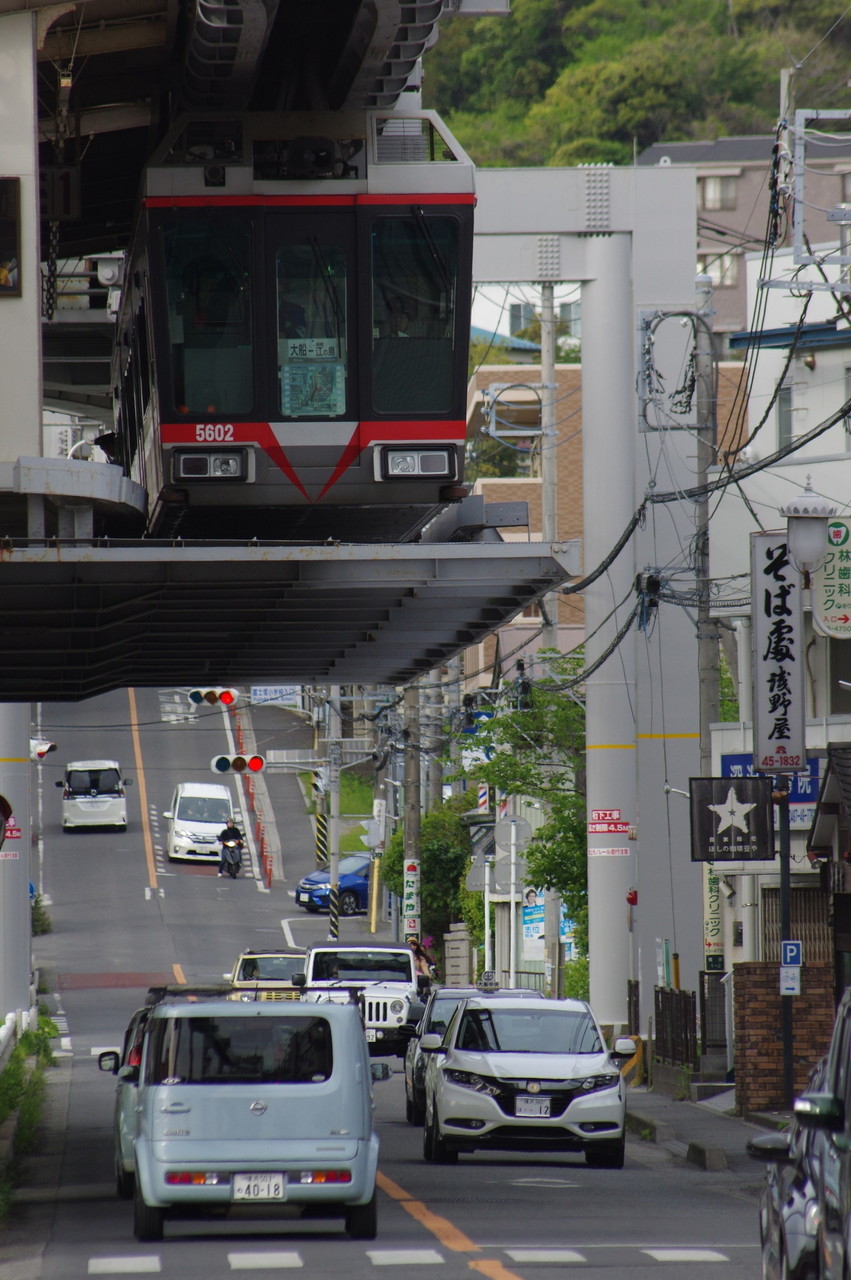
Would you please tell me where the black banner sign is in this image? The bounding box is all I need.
[689,776,775,863]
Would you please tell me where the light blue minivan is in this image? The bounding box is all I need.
[99,990,387,1242]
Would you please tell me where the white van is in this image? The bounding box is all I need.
[99,991,388,1242]
[57,759,131,830]
[163,781,235,862]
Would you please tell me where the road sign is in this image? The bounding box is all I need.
[780,966,801,995]
[494,816,532,853]
[781,940,803,967]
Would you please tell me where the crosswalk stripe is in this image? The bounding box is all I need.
[504,1250,586,1263]
[366,1249,445,1265]
[87,1259,161,1274]
[642,1250,729,1262]
[227,1251,303,1269]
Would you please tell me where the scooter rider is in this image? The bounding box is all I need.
[217,817,244,877]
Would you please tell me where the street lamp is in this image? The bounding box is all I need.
[781,476,837,586]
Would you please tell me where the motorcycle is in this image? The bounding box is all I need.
[219,838,243,879]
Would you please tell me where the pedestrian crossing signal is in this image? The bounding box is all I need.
[211,754,265,774]
[189,688,239,706]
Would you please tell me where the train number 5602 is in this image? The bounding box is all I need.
[195,423,234,442]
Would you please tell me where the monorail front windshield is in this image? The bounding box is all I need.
[156,207,465,423]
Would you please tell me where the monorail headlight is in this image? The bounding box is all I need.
[174,450,246,480]
[382,448,455,480]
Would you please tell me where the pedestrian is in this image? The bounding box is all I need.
[408,936,436,978]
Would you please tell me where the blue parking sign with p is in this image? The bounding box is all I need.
[781,940,802,967]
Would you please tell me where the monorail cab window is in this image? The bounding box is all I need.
[276,242,348,418]
[160,214,253,416]
[370,214,460,415]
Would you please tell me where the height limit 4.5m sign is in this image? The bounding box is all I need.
[751,531,805,773]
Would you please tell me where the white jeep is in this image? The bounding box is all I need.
[296,943,429,1056]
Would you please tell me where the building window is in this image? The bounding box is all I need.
[777,384,793,449]
[700,176,737,211]
[560,300,581,338]
[510,302,536,336]
[697,253,739,288]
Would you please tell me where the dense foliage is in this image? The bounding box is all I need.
[454,653,589,951]
[378,793,473,961]
[424,0,851,167]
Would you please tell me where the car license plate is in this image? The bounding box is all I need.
[515,1096,550,1117]
[297,892,308,903]
[364,1028,376,1042]
[232,1172,286,1201]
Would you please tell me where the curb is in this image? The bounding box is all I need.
[625,1107,728,1171]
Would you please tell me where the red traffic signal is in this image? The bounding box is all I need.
[189,687,239,706]
[211,754,265,774]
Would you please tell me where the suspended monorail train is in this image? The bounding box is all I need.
[110,110,475,541]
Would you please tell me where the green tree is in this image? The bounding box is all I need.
[378,793,473,961]
[454,653,588,950]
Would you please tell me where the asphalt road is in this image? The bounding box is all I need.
[18,688,766,1279]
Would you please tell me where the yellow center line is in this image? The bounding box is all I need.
[375,1171,526,1280]
[127,687,157,890]
[172,963,187,985]
[376,1172,479,1251]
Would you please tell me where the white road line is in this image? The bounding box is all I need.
[280,918,299,948]
[87,1259,161,1274]
[505,1250,586,1263]
[643,1249,729,1263]
[90,1046,119,1056]
[366,1250,444,1265]
[227,1251,303,1269]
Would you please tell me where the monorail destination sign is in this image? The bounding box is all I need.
[751,531,805,774]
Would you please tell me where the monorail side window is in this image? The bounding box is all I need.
[276,243,347,418]
[370,215,459,415]
[161,215,253,415]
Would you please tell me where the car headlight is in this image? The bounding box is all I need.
[444,1069,501,1097]
[390,1000,405,1015]
[314,884,330,895]
[805,1199,821,1237]
[572,1073,621,1093]
[174,828,193,841]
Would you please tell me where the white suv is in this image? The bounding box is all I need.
[421,995,635,1168]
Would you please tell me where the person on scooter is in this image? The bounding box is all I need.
[217,818,244,877]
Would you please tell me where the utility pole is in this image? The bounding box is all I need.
[539,280,559,651]
[403,684,421,939]
[695,276,719,993]
[327,689,342,940]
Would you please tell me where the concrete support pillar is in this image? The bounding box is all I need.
[0,704,33,1015]
[583,234,637,1025]
[0,12,42,461]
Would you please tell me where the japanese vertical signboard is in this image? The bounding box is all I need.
[812,519,851,638]
[403,858,420,937]
[751,532,805,773]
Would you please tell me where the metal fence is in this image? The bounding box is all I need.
[653,986,698,1068]
[698,970,727,1054]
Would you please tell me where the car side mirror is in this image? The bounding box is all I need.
[371,1062,391,1082]
[611,1036,637,1058]
[162,810,173,820]
[419,1033,445,1054]
[55,780,64,788]
[794,1091,845,1132]
[746,1132,795,1165]
[292,972,306,988]
[98,1050,120,1075]
[123,778,133,786]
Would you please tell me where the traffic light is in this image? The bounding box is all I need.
[189,687,239,706]
[210,753,265,774]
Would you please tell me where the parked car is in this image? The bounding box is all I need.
[748,1057,827,1280]
[794,988,851,1279]
[421,993,634,1167]
[295,854,371,915]
[57,759,131,830]
[99,987,389,1242]
[404,984,545,1125]
[226,948,306,1000]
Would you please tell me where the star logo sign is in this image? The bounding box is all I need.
[708,787,756,835]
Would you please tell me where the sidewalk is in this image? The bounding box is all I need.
[626,1084,789,1173]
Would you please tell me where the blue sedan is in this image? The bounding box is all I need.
[295,854,371,915]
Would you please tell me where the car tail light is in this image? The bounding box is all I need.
[298,1169,352,1184]
[165,1171,223,1185]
